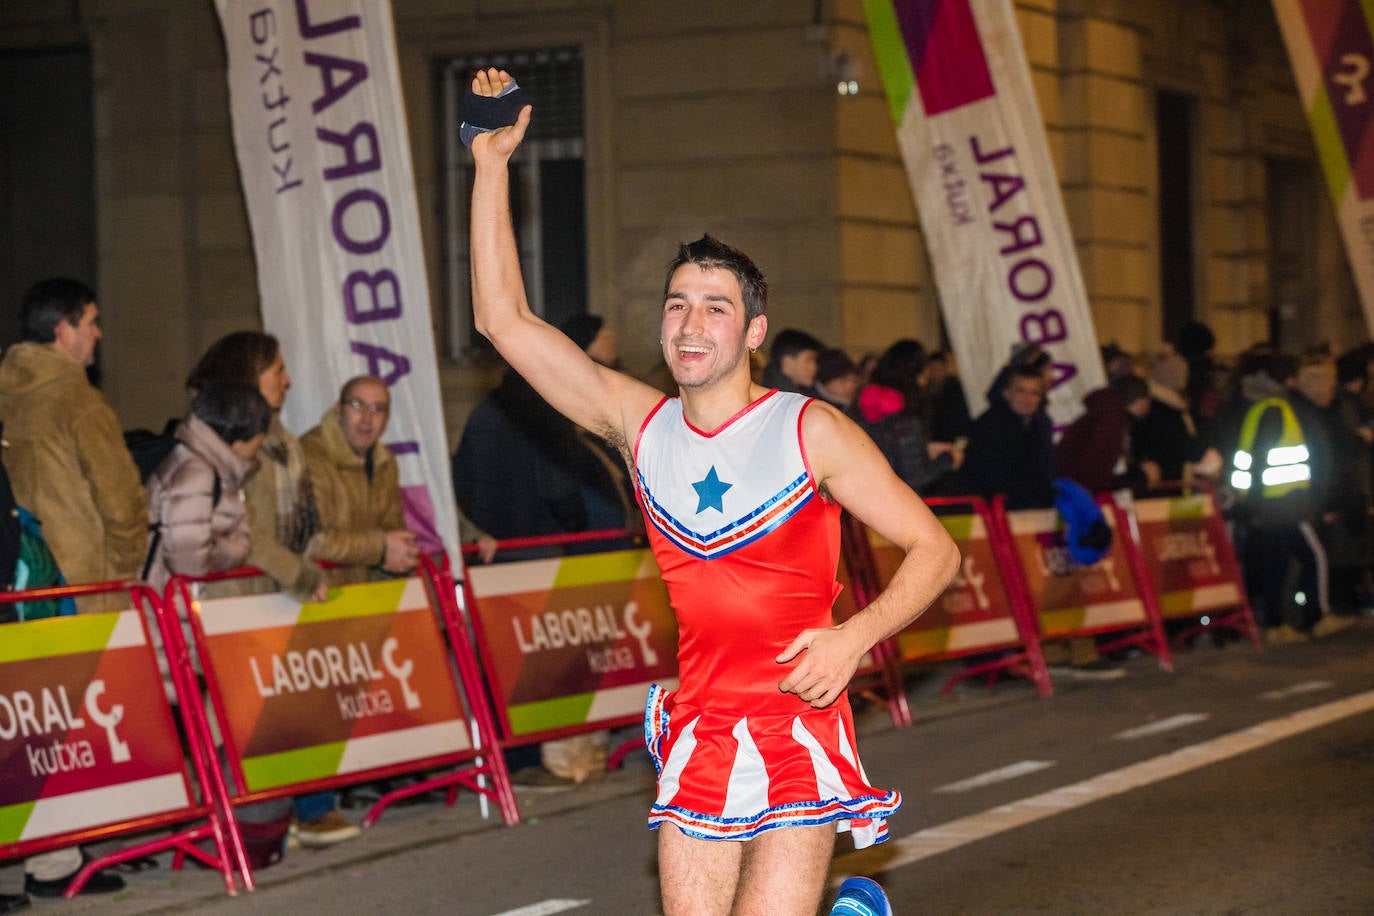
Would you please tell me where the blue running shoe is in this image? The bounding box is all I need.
[830,876,893,916]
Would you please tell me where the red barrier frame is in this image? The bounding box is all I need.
[993,494,1175,673]
[165,554,518,882]
[0,580,243,897]
[837,512,913,726]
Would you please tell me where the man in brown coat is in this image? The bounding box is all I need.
[0,278,145,608]
[0,278,140,898]
[304,375,495,576]
[302,376,429,576]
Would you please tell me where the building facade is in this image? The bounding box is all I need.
[0,0,1358,438]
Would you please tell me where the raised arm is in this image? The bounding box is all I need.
[777,401,961,708]
[468,69,659,443]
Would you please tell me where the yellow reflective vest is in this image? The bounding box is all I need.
[1230,397,1311,517]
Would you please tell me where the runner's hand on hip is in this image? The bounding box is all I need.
[776,626,863,709]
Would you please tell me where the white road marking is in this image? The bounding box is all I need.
[831,690,1374,885]
[1261,680,1333,701]
[490,900,590,916]
[1112,712,1209,740]
[933,760,1056,794]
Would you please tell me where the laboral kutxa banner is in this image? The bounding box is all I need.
[215,0,461,559]
[1273,0,1374,336]
[467,549,679,739]
[0,613,191,847]
[863,0,1104,425]
[193,579,472,793]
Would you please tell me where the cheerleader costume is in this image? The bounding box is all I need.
[634,389,899,848]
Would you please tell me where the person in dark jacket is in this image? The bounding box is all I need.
[1175,320,1222,445]
[854,339,960,495]
[813,348,860,411]
[1287,352,1353,636]
[923,350,972,443]
[1331,348,1374,613]
[1054,373,1157,495]
[760,328,822,396]
[959,364,1055,509]
[1134,351,1220,485]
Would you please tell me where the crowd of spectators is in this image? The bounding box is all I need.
[748,321,1374,654]
[0,280,485,900]
[3,276,1371,902]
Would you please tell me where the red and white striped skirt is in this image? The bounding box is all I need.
[643,684,900,848]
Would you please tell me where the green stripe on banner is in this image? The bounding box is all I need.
[507,693,596,735]
[241,742,348,791]
[552,550,646,589]
[1159,590,1197,617]
[1308,87,1351,203]
[1363,0,1374,46]
[0,613,120,664]
[1166,496,1207,520]
[298,579,406,624]
[1039,608,1087,636]
[863,0,915,124]
[939,514,975,540]
[0,802,34,844]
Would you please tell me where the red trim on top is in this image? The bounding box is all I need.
[682,388,780,438]
[634,396,671,466]
[797,397,823,497]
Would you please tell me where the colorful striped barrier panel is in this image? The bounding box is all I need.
[166,555,517,889]
[995,496,1174,671]
[0,581,242,897]
[463,543,679,747]
[1126,492,1261,648]
[841,497,1052,725]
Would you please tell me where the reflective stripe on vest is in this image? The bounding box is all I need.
[1230,397,1310,498]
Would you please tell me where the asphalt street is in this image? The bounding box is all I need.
[7,619,1373,914]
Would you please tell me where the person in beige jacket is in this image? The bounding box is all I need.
[0,278,145,611]
[302,375,416,575]
[0,278,141,898]
[303,376,497,577]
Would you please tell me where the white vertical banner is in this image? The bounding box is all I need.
[215,0,460,562]
[1272,0,1374,337]
[864,0,1104,425]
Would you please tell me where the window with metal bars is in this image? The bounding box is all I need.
[439,47,587,361]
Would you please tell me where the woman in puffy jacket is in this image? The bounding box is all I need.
[144,381,271,592]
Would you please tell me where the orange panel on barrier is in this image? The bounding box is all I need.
[191,577,474,796]
[866,512,1023,659]
[1131,495,1243,618]
[466,548,679,743]
[1003,506,1148,638]
[0,611,193,850]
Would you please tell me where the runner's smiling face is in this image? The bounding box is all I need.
[661,265,766,390]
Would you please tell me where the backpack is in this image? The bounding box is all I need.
[0,431,21,623]
[125,419,181,483]
[1053,478,1113,567]
[13,507,77,621]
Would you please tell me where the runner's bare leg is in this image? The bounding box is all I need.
[659,823,742,916]
[734,823,835,915]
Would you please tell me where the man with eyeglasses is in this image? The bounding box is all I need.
[302,375,420,576]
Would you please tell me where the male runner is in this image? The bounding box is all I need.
[467,68,959,916]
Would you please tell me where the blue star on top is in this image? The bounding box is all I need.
[691,465,733,514]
